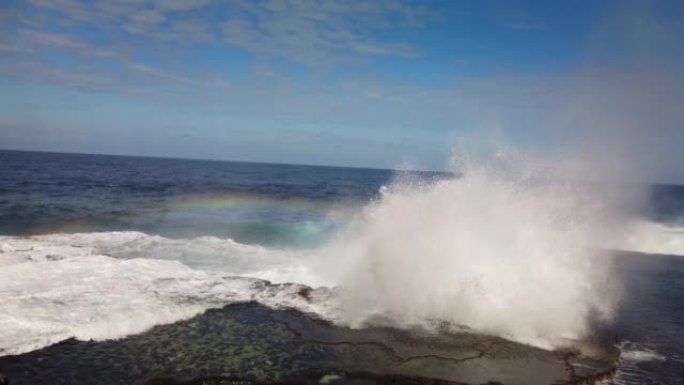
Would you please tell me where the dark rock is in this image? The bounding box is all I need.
[0,370,9,385]
[296,287,312,301]
[0,302,618,385]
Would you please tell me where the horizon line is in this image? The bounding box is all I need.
[0,147,444,174]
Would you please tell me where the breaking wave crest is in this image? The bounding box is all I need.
[322,161,641,350]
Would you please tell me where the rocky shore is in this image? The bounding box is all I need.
[0,302,618,385]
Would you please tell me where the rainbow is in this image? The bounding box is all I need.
[39,192,360,235]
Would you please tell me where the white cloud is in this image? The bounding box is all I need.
[126,62,189,83]
[18,29,89,50]
[21,0,429,65]
[5,29,196,87]
[126,9,166,33]
[218,0,426,64]
[152,0,213,12]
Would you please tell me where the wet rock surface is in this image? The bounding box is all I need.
[0,302,617,385]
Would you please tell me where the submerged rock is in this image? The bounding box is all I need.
[0,371,8,385]
[0,302,617,385]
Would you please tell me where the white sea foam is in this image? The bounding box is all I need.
[620,348,666,362]
[0,231,329,286]
[316,160,644,350]
[1,207,681,356]
[620,220,684,256]
[609,342,668,385]
[0,234,334,356]
[617,341,666,363]
[314,150,684,350]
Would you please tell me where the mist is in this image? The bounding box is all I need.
[311,1,684,349]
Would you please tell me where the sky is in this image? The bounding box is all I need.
[0,0,683,181]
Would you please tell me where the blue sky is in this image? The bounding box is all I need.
[1,0,683,180]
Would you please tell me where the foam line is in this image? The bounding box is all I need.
[0,234,333,356]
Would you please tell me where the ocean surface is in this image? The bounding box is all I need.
[1,149,683,384]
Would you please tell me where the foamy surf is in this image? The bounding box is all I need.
[620,220,684,256]
[2,208,683,357]
[610,342,669,385]
[0,234,335,356]
[0,231,330,286]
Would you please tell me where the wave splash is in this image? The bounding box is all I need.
[2,181,683,355]
[325,160,634,349]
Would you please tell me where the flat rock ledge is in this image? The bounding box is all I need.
[0,302,618,385]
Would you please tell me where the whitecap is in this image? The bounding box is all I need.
[0,233,335,356]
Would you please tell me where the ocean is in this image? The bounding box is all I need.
[0,149,683,384]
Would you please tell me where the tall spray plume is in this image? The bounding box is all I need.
[322,153,629,350]
[314,1,684,349]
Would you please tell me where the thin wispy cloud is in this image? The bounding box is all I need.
[20,0,429,64]
[1,1,683,179]
[1,0,435,98]
[219,0,428,64]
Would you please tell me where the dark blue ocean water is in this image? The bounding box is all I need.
[0,150,405,245]
[1,149,683,384]
[2,150,683,240]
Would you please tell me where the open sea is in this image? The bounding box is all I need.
[0,149,683,384]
